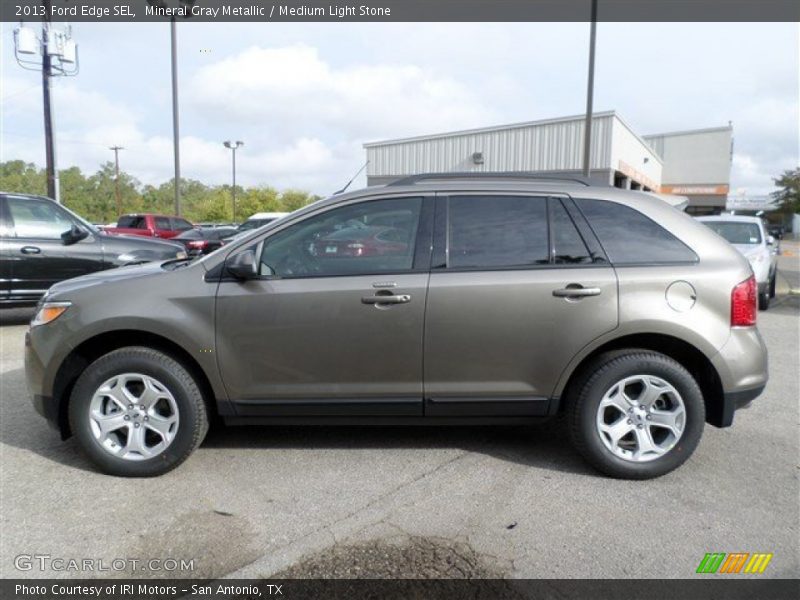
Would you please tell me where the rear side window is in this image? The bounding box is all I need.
[155,217,171,230]
[448,196,549,268]
[118,215,146,229]
[576,198,697,264]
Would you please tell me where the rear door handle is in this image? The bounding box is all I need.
[552,286,601,298]
[20,246,41,255]
[362,294,411,305]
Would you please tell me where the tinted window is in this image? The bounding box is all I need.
[702,221,762,245]
[260,197,422,278]
[551,200,593,264]
[7,197,75,239]
[172,218,194,232]
[118,215,146,229]
[448,196,548,268]
[576,198,697,264]
[155,217,171,230]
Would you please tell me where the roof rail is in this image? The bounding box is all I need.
[387,172,594,187]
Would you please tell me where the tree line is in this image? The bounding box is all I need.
[0,160,321,225]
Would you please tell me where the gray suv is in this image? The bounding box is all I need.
[24,174,768,479]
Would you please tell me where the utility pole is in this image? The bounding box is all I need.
[13,3,79,204]
[582,0,598,178]
[170,17,182,216]
[41,1,59,202]
[110,146,124,217]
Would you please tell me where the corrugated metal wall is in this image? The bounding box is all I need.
[366,114,615,177]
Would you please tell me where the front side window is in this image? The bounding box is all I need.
[155,217,171,230]
[7,197,75,239]
[118,215,146,229]
[702,221,762,245]
[448,195,549,269]
[259,197,422,278]
[576,198,697,264]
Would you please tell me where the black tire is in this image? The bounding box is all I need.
[566,349,705,480]
[769,273,777,299]
[758,288,770,311]
[68,346,209,477]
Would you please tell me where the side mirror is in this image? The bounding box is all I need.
[767,235,775,246]
[61,224,89,246]
[226,249,257,280]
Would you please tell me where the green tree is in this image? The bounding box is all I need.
[0,160,46,195]
[279,189,319,212]
[772,168,800,213]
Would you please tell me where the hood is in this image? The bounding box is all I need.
[46,259,195,298]
[97,231,183,251]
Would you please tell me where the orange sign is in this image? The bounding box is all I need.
[660,185,729,196]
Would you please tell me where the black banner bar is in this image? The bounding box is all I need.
[1,0,799,23]
[3,579,800,600]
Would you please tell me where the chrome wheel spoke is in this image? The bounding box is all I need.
[649,407,684,435]
[633,426,665,459]
[93,412,128,436]
[123,423,151,458]
[146,414,177,443]
[599,385,632,413]
[638,377,669,408]
[139,377,167,409]
[601,417,633,443]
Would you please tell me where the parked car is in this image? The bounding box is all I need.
[697,215,778,310]
[309,225,410,258]
[0,193,187,307]
[103,213,195,239]
[25,174,767,479]
[173,227,237,256]
[235,212,289,233]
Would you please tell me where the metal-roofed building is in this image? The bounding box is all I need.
[364,111,732,214]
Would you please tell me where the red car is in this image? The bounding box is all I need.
[310,226,409,258]
[103,214,195,239]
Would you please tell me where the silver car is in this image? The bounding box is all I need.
[25,173,768,479]
[697,215,778,310]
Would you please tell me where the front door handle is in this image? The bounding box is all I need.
[20,246,41,255]
[361,294,411,305]
[553,285,601,298]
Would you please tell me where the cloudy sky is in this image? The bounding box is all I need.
[1,22,797,196]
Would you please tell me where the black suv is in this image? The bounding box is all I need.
[0,193,187,307]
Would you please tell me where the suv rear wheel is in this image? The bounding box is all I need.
[567,350,705,479]
[68,347,209,477]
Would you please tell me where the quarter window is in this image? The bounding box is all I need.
[7,197,75,239]
[550,199,594,264]
[259,197,422,278]
[576,198,697,264]
[172,218,194,232]
[448,195,549,269]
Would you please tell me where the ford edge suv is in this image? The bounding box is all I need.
[24,174,768,478]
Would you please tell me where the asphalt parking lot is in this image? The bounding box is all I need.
[1,247,798,580]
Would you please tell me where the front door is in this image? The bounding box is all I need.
[423,193,618,416]
[215,195,433,417]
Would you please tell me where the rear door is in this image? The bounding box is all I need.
[153,216,172,238]
[423,193,618,416]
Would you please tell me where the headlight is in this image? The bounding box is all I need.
[31,302,72,327]
[176,250,188,259]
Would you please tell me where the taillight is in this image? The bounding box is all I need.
[187,240,208,249]
[731,275,757,327]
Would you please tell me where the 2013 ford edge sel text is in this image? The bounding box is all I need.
[24,174,768,479]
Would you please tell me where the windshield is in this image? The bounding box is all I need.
[703,221,762,245]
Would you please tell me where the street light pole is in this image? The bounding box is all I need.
[110,146,124,217]
[223,141,244,222]
[170,17,182,216]
[582,0,598,179]
[41,6,59,202]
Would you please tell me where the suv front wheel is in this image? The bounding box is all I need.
[68,347,209,477]
[567,350,705,479]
